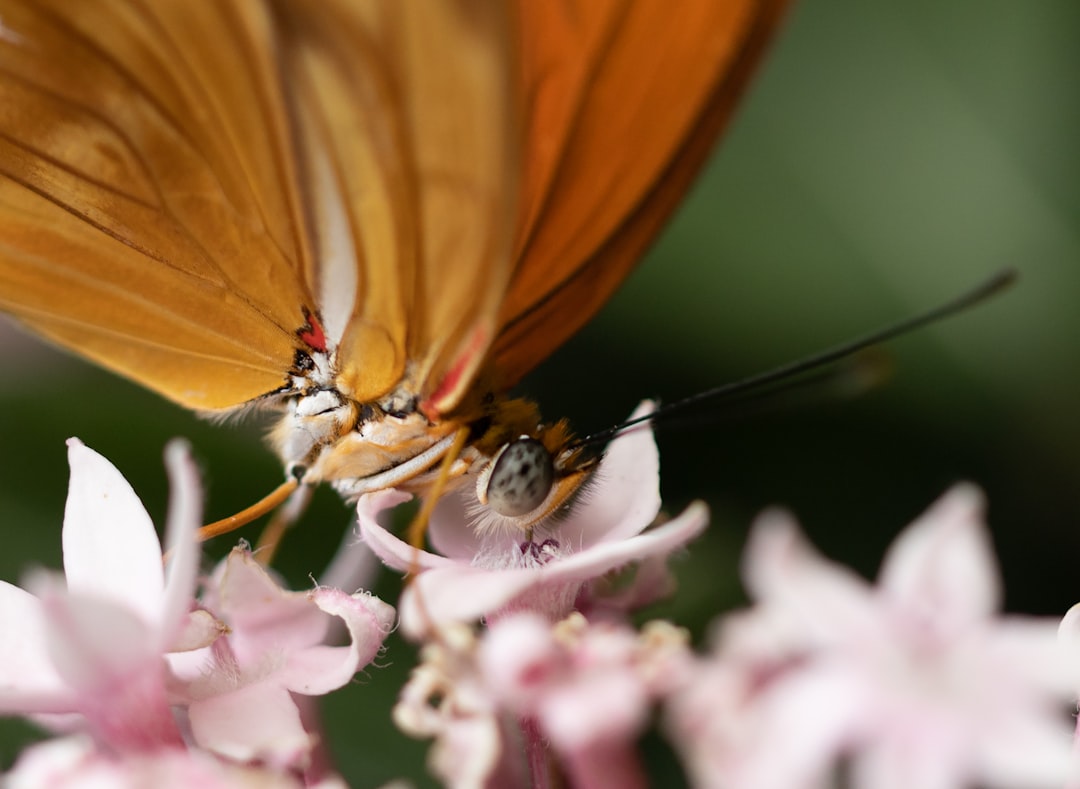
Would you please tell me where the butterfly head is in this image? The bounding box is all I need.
[468,411,598,534]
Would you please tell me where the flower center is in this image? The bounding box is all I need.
[518,538,561,566]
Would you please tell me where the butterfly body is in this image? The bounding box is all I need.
[245,296,587,533]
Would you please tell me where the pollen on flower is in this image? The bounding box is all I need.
[640,620,691,651]
[552,611,589,646]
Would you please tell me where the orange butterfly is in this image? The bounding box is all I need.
[0,0,788,539]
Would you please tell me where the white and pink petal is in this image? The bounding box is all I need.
[158,440,206,651]
[0,581,65,705]
[188,681,311,769]
[397,503,707,636]
[61,439,164,626]
[877,484,1000,630]
[556,403,661,547]
[277,587,394,695]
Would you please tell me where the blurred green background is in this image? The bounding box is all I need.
[1,0,1078,785]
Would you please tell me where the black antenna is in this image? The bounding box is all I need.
[569,268,1017,450]
[643,348,893,432]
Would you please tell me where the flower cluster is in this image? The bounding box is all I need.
[2,407,1080,788]
[667,486,1080,789]
[393,612,692,789]
[0,439,393,787]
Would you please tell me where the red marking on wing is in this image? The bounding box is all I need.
[298,309,327,352]
[420,323,491,421]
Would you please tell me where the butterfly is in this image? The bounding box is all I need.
[0,0,788,538]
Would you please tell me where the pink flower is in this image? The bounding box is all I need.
[0,439,393,786]
[393,624,509,789]
[4,734,333,789]
[1052,593,1080,788]
[480,612,692,789]
[667,485,1079,789]
[172,548,396,772]
[0,438,215,750]
[360,403,708,636]
[394,613,692,789]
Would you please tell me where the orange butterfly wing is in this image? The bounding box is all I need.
[0,0,519,413]
[274,0,520,406]
[490,0,791,388]
[0,0,322,410]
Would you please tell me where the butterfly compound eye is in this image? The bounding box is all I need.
[485,437,555,517]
